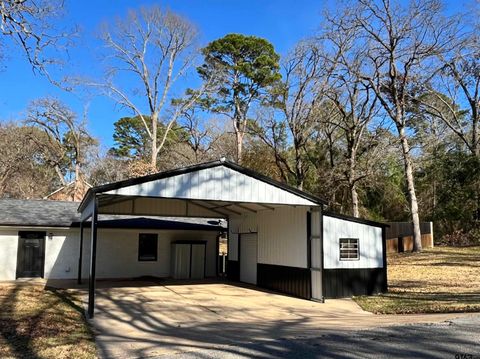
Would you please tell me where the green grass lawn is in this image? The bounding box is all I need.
[0,285,96,359]
[354,246,480,314]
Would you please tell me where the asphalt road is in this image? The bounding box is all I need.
[164,314,480,359]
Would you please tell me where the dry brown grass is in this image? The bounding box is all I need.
[354,246,480,314]
[0,284,96,359]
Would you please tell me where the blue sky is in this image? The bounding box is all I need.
[0,0,325,149]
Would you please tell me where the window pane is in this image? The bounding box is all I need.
[339,238,359,260]
[138,233,158,261]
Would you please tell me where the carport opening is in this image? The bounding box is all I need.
[77,215,228,285]
[77,160,325,318]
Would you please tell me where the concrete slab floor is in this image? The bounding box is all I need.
[64,281,476,359]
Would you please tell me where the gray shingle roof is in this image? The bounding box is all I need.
[0,199,226,231]
[0,199,80,227]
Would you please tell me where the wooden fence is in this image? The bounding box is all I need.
[385,222,434,253]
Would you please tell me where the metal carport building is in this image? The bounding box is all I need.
[78,159,387,318]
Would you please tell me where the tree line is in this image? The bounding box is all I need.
[1,0,480,249]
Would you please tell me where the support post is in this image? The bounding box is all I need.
[87,196,98,319]
[77,221,84,285]
[382,226,388,293]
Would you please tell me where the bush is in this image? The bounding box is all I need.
[440,228,480,246]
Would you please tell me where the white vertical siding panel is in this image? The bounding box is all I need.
[182,173,190,198]
[229,170,236,201]
[105,166,317,206]
[211,166,220,200]
[0,231,19,280]
[323,216,383,269]
[257,207,308,268]
[191,171,199,198]
[228,215,240,261]
[220,167,227,198]
[239,172,246,202]
[246,175,254,202]
[229,233,238,260]
[228,213,258,261]
[253,176,260,202]
[211,167,218,199]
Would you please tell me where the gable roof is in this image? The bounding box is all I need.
[45,179,92,202]
[0,198,225,231]
[324,211,389,228]
[79,159,326,212]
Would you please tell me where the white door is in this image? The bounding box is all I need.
[173,244,190,279]
[191,244,206,279]
[240,233,257,285]
[310,210,323,300]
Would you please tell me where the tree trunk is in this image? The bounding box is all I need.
[235,129,243,164]
[73,162,81,201]
[351,182,359,218]
[295,152,304,190]
[398,124,422,251]
[471,114,480,220]
[348,145,359,217]
[151,113,158,170]
[54,165,67,186]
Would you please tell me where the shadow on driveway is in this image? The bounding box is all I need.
[62,281,480,358]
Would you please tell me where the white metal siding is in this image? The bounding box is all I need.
[257,207,308,268]
[0,231,19,280]
[228,233,238,261]
[105,166,317,206]
[228,213,258,261]
[323,216,383,269]
[228,206,308,268]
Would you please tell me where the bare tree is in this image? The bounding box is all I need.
[325,0,457,250]
[26,97,96,193]
[320,31,380,217]
[178,108,222,164]
[88,6,202,170]
[326,78,379,217]
[254,40,338,190]
[0,0,72,81]
[421,30,480,157]
[418,23,480,220]
[0,122,57,198]
[86,153,130,186]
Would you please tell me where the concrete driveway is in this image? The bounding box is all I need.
[83,280,475,358]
